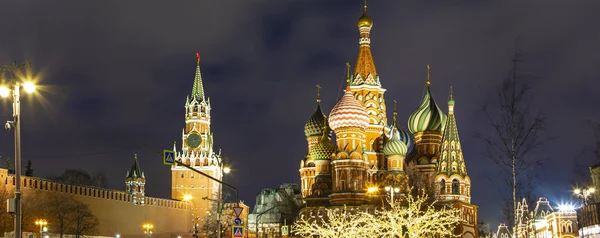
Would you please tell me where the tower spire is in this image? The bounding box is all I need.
[353,1,378,86]
[393,99,398,127]
[345,62,351,90]
[316,84,321,104]
[448,85,455,114]
[426,64,431,87]
[191,52,205,100]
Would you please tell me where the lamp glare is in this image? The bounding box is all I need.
[23,82,36,93]
[0,86,9,98]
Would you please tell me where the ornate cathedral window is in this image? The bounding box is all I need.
[440,179,446,194]
[452,179,459,194]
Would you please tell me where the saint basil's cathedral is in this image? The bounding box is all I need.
[298,3,478,237]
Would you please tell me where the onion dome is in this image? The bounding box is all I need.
[304,86,330,137]
[408,65,447,134]
[329,83,369,131]
[384,102,409,156]
[309,134,336,160]
[383,128,408,157]
[357,2,373,28]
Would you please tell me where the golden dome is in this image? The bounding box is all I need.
[357,2,372,28]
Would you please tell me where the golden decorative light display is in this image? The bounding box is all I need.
[293,192,461,238]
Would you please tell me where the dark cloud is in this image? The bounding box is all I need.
[1,0,599,229]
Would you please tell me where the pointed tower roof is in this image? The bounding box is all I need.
[408,65,447,134]
[126,154,144,179]
[352,0,380,86]
[304,84,330,137]
[436,87,468,177]
[191,52,205,101]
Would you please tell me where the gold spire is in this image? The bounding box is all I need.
[448,85,455,113]
[426,64,431,87]
[357,0,372,28]
[316,84,321,103]
[354,0,378,86]
[393,99,398,125]
[346,62,351,89]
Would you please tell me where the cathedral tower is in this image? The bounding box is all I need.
[433,87,478,237]
[300,86,330,198]
[171,53,224,216]
[349,2,389,175]
[328,64,371,206]
[304,124,335,206]
[125,154,146,205]
[434,87,471,203]
[407,65,447,185]
[382,101,410,191]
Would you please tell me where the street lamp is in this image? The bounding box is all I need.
[143,223,154,238]
[385,186,401,204]
[367,187,385,207]
[211,153,230,238]
[574,187,596,205]
[34,219,47,238]
[183,194,201,238]
[1,62,36,238]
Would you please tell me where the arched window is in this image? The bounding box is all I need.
[452,179,459,194]
[440,179,446,194]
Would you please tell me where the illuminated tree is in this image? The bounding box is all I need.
[377,193,461,237]
[292,206,375,238]
[292,192,461,238]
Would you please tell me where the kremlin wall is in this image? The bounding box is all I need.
[1,168,193,238]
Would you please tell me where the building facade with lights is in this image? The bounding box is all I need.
[574,164,600,238]
[514,197,578,238]
[298,2,478,237]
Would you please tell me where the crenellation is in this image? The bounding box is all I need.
[1,170,186,209]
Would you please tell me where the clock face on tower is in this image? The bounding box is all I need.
[187,133,201,148]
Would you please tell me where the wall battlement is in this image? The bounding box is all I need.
[1,168,188,210]
[1,168,192,238]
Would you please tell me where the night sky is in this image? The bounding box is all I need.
[1,0,600,229]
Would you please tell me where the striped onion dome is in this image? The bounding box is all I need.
[388,124,411,147]
[309,134,336,160]
[304,101,329,137]
[408,81,447,134]
[383,127,408,156]
[328,86,370,131]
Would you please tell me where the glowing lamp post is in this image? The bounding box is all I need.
[1,62,36,238]
[574,187,596,205]
[385,186,401,204]
[143,223,154,238]
[34,219,47,238]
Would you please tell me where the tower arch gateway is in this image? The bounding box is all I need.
[171,53,225,224]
